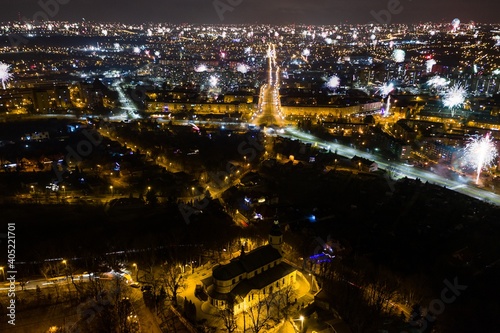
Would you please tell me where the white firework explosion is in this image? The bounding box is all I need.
[427,76,449,89]
[236,63,249,74]
[326,75,340,89]
[0,62,13,89]
[376,82,395,98]
[209,75,218,88]
[195,64,208,73]
[392,49,405,63]
[443,83,467,109]
[463,133,498,184]
[425,59,437,73]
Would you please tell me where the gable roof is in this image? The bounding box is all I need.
[212,245,282,281]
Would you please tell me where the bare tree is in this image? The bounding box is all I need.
[40,261,57,280]
[86,272,106,300]
[273,285,296,320]
[217,302,238,333]
[139,264,163,314]
[40,261,61,301]
[74,276,130,333]
[246,292,274,333]
[160,261,186,307]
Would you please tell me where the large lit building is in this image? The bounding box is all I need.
[201,221,296,314]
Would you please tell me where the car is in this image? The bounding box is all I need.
[129,282,140,288]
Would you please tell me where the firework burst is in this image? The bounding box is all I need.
[376,82,394,98]
[326,75,340,90]
[443,83,466,109]
[425,59,437,73]
[392,49,405,63]
[209,75,218,88]
[427,76,449,89]
[463,133,498,184]
[236,63,249,74]
[0,62,13,89]
[195,64,208,73]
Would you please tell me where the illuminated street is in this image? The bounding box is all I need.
[281,127,500,206]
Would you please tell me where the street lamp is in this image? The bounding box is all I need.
[109,185,113,196]
[132,263,138,280]
[299,315,304,332]
[62,259,68,277]
[0,267,4,281]
[62,185,66,196]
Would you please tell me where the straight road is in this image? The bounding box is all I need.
[281,127,500,206]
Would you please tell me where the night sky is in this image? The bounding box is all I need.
[0,0,498,25]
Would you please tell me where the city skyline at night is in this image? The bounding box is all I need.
[0,2,500,333]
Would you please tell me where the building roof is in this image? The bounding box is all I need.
[231,262,296,300]
[207,261,296,301]
[212,245,282,281]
